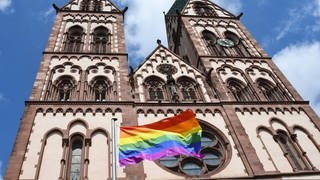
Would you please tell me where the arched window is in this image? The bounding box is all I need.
[80,0,90,11]
[92,27,110,53]
[257,78,288,101]
[69,137,83,180]
[194,1,216,16]
[93,0,102,12]
[227,78,254,102]
[224,31,250,57]
[275,131,307,171]
[202,30,225,56]
[80,0,102,12]
[56,76,75,101]
[89,76,111,101]
[144,76,166,101]
[177,77,199,101]
[64,26,84,52]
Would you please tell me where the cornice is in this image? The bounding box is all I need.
[25,100,310,107]
[43,51,128,57]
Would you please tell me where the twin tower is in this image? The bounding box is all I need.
[5,0,320,179]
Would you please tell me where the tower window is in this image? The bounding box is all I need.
[90,76,111,101]
[56,77,75,101]
[92,27,110,53]
[194,1,217,16]
[80,0,102,12]
[80,0,90,11]
[257,78,289,101]
[69,138,83,180]
[93,0,102,12]
[202,30,226,56]
[224,31,250,57]
[64,26,84,52]
[227,78,254,102]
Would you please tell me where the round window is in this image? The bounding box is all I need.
[157,121,231,177]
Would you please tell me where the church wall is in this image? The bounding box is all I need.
[236,107,320,173]
[18,107,125,179]
[137,109,248,179]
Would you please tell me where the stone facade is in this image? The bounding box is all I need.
[5,0,320,179]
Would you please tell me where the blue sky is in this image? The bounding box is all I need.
[0,0,319,177]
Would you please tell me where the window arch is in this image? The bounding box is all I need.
[80,0,90,11]
[64,26,84,52]
[257,78,288,101]
[193,1,217,16]
[226,78,254,102]
[69,136,84,180]
[80,0,102,12]
[90,76,112,101]
[275,130,308,171]
[93,0,102,12]
[144,76,166,101]
[202,30,225,56]
[55,76,76,101]
[92,26,110,53]
[177,77,199,101]
[224,31,250,57]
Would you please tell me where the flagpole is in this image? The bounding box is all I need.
[111,118,118,180]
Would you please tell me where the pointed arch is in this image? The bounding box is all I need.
[226,78,254,102]
[176,76,200,101]
[144,76,167,101]
[256,78,288,101]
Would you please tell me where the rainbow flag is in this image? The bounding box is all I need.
[119,110,202,166]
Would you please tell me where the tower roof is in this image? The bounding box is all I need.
[167,0,188,15]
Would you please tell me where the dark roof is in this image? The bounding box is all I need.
[166,0,188,15]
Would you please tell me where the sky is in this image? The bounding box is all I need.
[0,0,320,177]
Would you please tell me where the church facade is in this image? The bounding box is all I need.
[5,0,320,179]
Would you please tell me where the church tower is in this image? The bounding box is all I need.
[5,0,320,179]
[5,0,134,179]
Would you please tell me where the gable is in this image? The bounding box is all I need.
[61,0,121,13]
[133,45,205,83]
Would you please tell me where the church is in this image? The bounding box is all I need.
[5,0,320,179]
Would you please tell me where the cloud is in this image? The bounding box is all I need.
[39,7,55,23]
[0,0,13,13]
[275,0,320,40]
[114,0,242,66]
[273,41,320,115]
[0,93,6,102]
[214,0,242,15]
[0,160,3,180]
[313,0,320,16]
